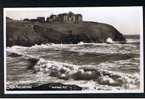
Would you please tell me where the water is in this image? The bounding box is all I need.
[6,37,140,91]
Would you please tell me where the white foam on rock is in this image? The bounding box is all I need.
[106,37,114,43]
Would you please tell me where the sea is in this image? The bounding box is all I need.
[6,35,141,92]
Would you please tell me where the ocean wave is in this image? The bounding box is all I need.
[127,39,140,44]
[6,41,139,56]
[33,58,140,90]
[6,41,140,90]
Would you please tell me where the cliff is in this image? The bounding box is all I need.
[6,17,126,46]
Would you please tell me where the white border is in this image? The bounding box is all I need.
[139,6,144,93]
[4,7,144,94]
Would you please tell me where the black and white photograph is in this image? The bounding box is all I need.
[4,7,144,94]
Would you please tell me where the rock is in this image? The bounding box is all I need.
[32,83,82,90]
[7,52,22,57]
[97,73,124,86]
[27,58,39,70]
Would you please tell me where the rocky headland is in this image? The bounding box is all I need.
[6,12,126,46]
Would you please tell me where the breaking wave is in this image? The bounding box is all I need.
[32,57,139,90]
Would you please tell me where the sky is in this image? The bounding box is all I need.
[5,7,143,35]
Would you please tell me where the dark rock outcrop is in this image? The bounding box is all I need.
[7,83,82,90]
[27,58,39,70]
[7,52,22,57]
[6,18,126,46]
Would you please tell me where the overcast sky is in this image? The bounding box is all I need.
[5,7,143,35]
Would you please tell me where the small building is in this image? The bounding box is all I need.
[46,12,83,23]
[37,17,45,23]
[76,14,82,23]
